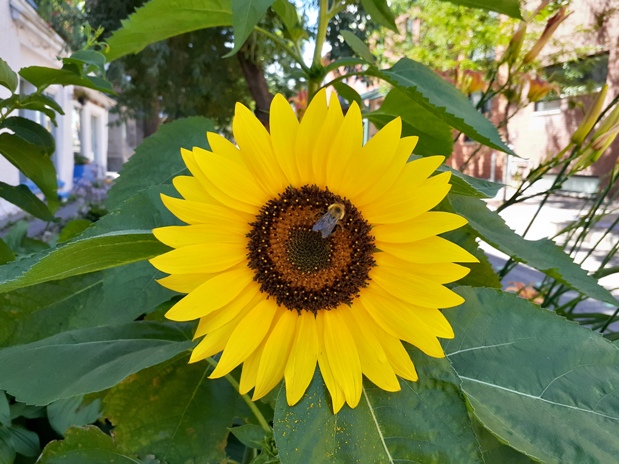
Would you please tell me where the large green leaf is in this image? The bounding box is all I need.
[228,0,275,56]
[472,419,537,464]
[0,427,15,464]
[0,261,172,348]
[107,117,214,209]
[375,58,514,154]
[0,322,194,405]
[103,355,238,463]
[367,88,454,157]
[0,132,59,213]
[0,181,55,221]
[451,195,618,306]
[0,58,17,92]
[341,30,375,62]
[47,396,102,436]
[445,287,619,463]
[440,168,502,198]
[0,187,176,294]
[274,354,482,463]
[39,426,140,464]
[105,0,233,61]
[437,0,522,19]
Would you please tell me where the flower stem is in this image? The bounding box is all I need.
[205,358,271,432]
[308,0,329,100]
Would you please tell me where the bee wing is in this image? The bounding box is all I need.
[312,212,338,238]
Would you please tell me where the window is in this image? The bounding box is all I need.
[534,99,561,113]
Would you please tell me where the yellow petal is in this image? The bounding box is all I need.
[156,272,215,293]
[345,305,400,392]
[207,132,243,159]
[180,148,213,192]
[312,93,344,188]
[366,311,419,382]
[194,286,261,338]
[372,212,468,243]
[362,182,451,224]
[233,103,287,196]
[193,148,270,207]
[160,194,248,226]
[377,237,479,263]
[253,309,298,400]
[375,252,471,284]
[316,311,346,413]
[149,242,245,275]
[353,136,421,206]
[296,89,328,179]
[371,265,465,309]
[152,224,248,249]
[189,313,242,363]
[172,175,213,203]
[323,308,362,408]
[285,311,318,406]
[339,117,402,199]
[325,101,363,194]
[360,290,447,357]
[239,340,266,395]
[165,266,254,321]
[270,94,302,186]
[191,147,260,215]
[209,298,278,378]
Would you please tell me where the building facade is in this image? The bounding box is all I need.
[0,0,115,218]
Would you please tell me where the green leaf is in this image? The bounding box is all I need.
[0,427,16,464]
[0,392,9,426]
[1,116,55,155]
[451,195,619,306]
[0,322,194,405]
[0,261,173,347]
[272,0,306,41]
[366,88,454,157]
[472,419,537,464]
[445,287,619,463]
[0,132,59,213]
[340,30,375,62]
[103,355,238,463]
[0,187,176,294]
[39,426,140,464]
[19,67,113,94]
[331,82,362,107]
[7,425,40,457]
[230,424,268,449]
[228,0,275,56]
[105,0,233,61]
[440,167,503,198]
[274,354,482,463]
[65,50,106,72]
[0,181,55,221]
[107,117,214,210]
[0,58,17,92]
[57,219,92,243]
[48,396,102,436]
[0,239,15,266]
[12,94,64,126]
[375,58,514,154]
[359,0,398,32]
[323,57,367,75]
[436,0,523,19]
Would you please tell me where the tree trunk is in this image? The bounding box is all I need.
[237,44,274,129]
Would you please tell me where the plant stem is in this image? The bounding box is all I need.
[308,0,329,100]
[205,358,271,433]
[254,26,309,73]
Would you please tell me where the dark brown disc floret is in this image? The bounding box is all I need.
[246,185,375,313]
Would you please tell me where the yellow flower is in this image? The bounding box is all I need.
[149,90,477,413]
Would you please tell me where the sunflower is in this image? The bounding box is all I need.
[149,90,477,413]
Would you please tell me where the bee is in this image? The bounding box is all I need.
[312,203,346,238]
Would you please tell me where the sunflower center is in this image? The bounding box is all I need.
[286,227,332,273]
[247,185,375,313]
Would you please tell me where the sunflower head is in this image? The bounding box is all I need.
[150,90,477,413]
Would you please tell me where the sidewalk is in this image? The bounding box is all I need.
[484,188,619,311]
